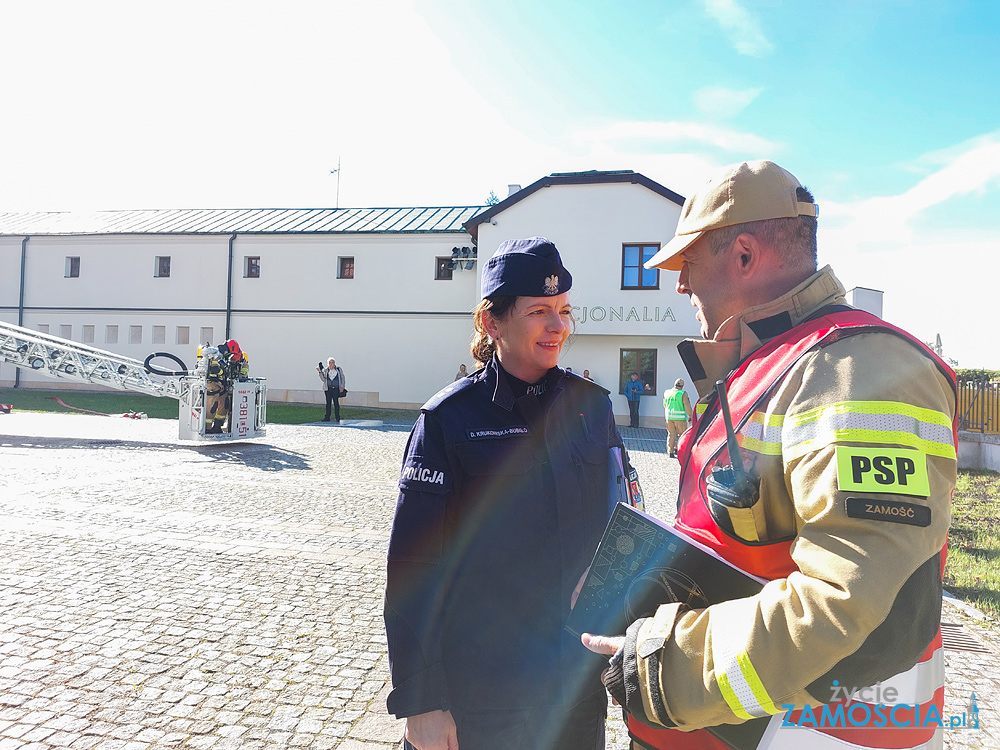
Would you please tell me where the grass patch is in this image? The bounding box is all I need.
[944,469,1000,621]
[0,388,419,426]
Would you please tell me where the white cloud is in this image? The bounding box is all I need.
[694,86,764,118]
[822,130,1000,245]
[819,130,1000,369]
[702,0,774,57]
[571,120,780,155]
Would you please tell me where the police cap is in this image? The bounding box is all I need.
[481,237,573,299]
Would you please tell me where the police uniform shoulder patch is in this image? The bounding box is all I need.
[835,446,930,497]
[846,497,931,527]
[399,455,451,494]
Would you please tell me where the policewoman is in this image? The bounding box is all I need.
[384,237,624,750]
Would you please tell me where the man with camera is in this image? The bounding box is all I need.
[317,357,347,423]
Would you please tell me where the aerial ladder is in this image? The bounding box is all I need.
[0,320,266,441]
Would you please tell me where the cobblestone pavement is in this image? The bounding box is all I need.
[1,414,997,749]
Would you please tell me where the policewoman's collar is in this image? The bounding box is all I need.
[487,355,565,411]
[678,265,847,399]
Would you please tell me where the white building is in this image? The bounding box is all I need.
[0,170,698,426]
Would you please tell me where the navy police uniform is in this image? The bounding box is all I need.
[385,356,621,748]
[385,235,623,750]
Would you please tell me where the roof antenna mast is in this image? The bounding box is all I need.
[329,156,341,209]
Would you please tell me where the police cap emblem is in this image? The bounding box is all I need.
[543,275,560,295]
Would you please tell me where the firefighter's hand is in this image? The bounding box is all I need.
[582,633,627,707]
[405,710,459,750]
[581,633,625,656]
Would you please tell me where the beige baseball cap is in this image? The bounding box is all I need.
[645,160,818,271]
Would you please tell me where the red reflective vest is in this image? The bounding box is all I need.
[630,309,955,750]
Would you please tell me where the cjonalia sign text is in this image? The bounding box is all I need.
[572,305,677,325]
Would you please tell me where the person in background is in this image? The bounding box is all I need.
[583,160,955,750]
[385,237,624,750]
[316,357,346,423]
[583,369,593,381]
[624,372,644,428]
[662,378,692,458]
[454,363,468,380]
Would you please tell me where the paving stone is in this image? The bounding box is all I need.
[1,414,996,750]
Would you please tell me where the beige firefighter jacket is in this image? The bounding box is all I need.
[626,266,956,731]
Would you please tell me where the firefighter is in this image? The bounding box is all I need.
[583,161,956,750]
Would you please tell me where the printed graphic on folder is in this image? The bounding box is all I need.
[567,503,773,750]
[567,502,765,639]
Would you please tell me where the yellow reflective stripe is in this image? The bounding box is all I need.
[739,411,784,455]
[739,436,783,455]
[782,401,955,461]
[717,672,755,721]
[736,652,781,715]
[696,402,708,415]
[790,400,951,429]
[712,608,780,720]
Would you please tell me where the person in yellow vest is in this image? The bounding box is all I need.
[662,378,692,458]
[582,160,955,750]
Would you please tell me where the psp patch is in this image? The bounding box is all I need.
[835,446,929,497]
[846,497,932,527]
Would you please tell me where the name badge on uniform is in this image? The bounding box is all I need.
[467,426,530,440]
[835,446,929,496]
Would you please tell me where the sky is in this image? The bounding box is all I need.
[2,0,999,368]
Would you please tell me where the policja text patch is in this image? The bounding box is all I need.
[846,497,932,527]
[399,456,451,493]
[835,446,929,496]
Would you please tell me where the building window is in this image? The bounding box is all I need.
[435,257,454,281]
[338,256,355,279]
[37,324,49,334]
[106,325,119,344]
[154,256,171,277]
[152,325,166,345]
[129,325,142,344]
[60,324,72,340]
[621,245,660,290]
[65,257,80,278]
[619,348,657,396]
[176,326,190,345]
[244,256,260,278]
[200,327,213,345]
[83,325,95,344]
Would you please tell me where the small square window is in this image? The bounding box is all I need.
[106,325,119,344]
[153,325,166,345]
[60,324,72,340]
[338,256,355,279]
[83,325,95,344]
[154,256,171,277]
[129,325,142,344]
[621,245,660,290]
[435,257,454,281]
[245,256,260,278]
[65,257,80,278]
[619,348,657,396]
[176,326,190,345]
[200,327,213,345]
[38,324,49,334]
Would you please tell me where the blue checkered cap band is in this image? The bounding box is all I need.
[481,237,573,299]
